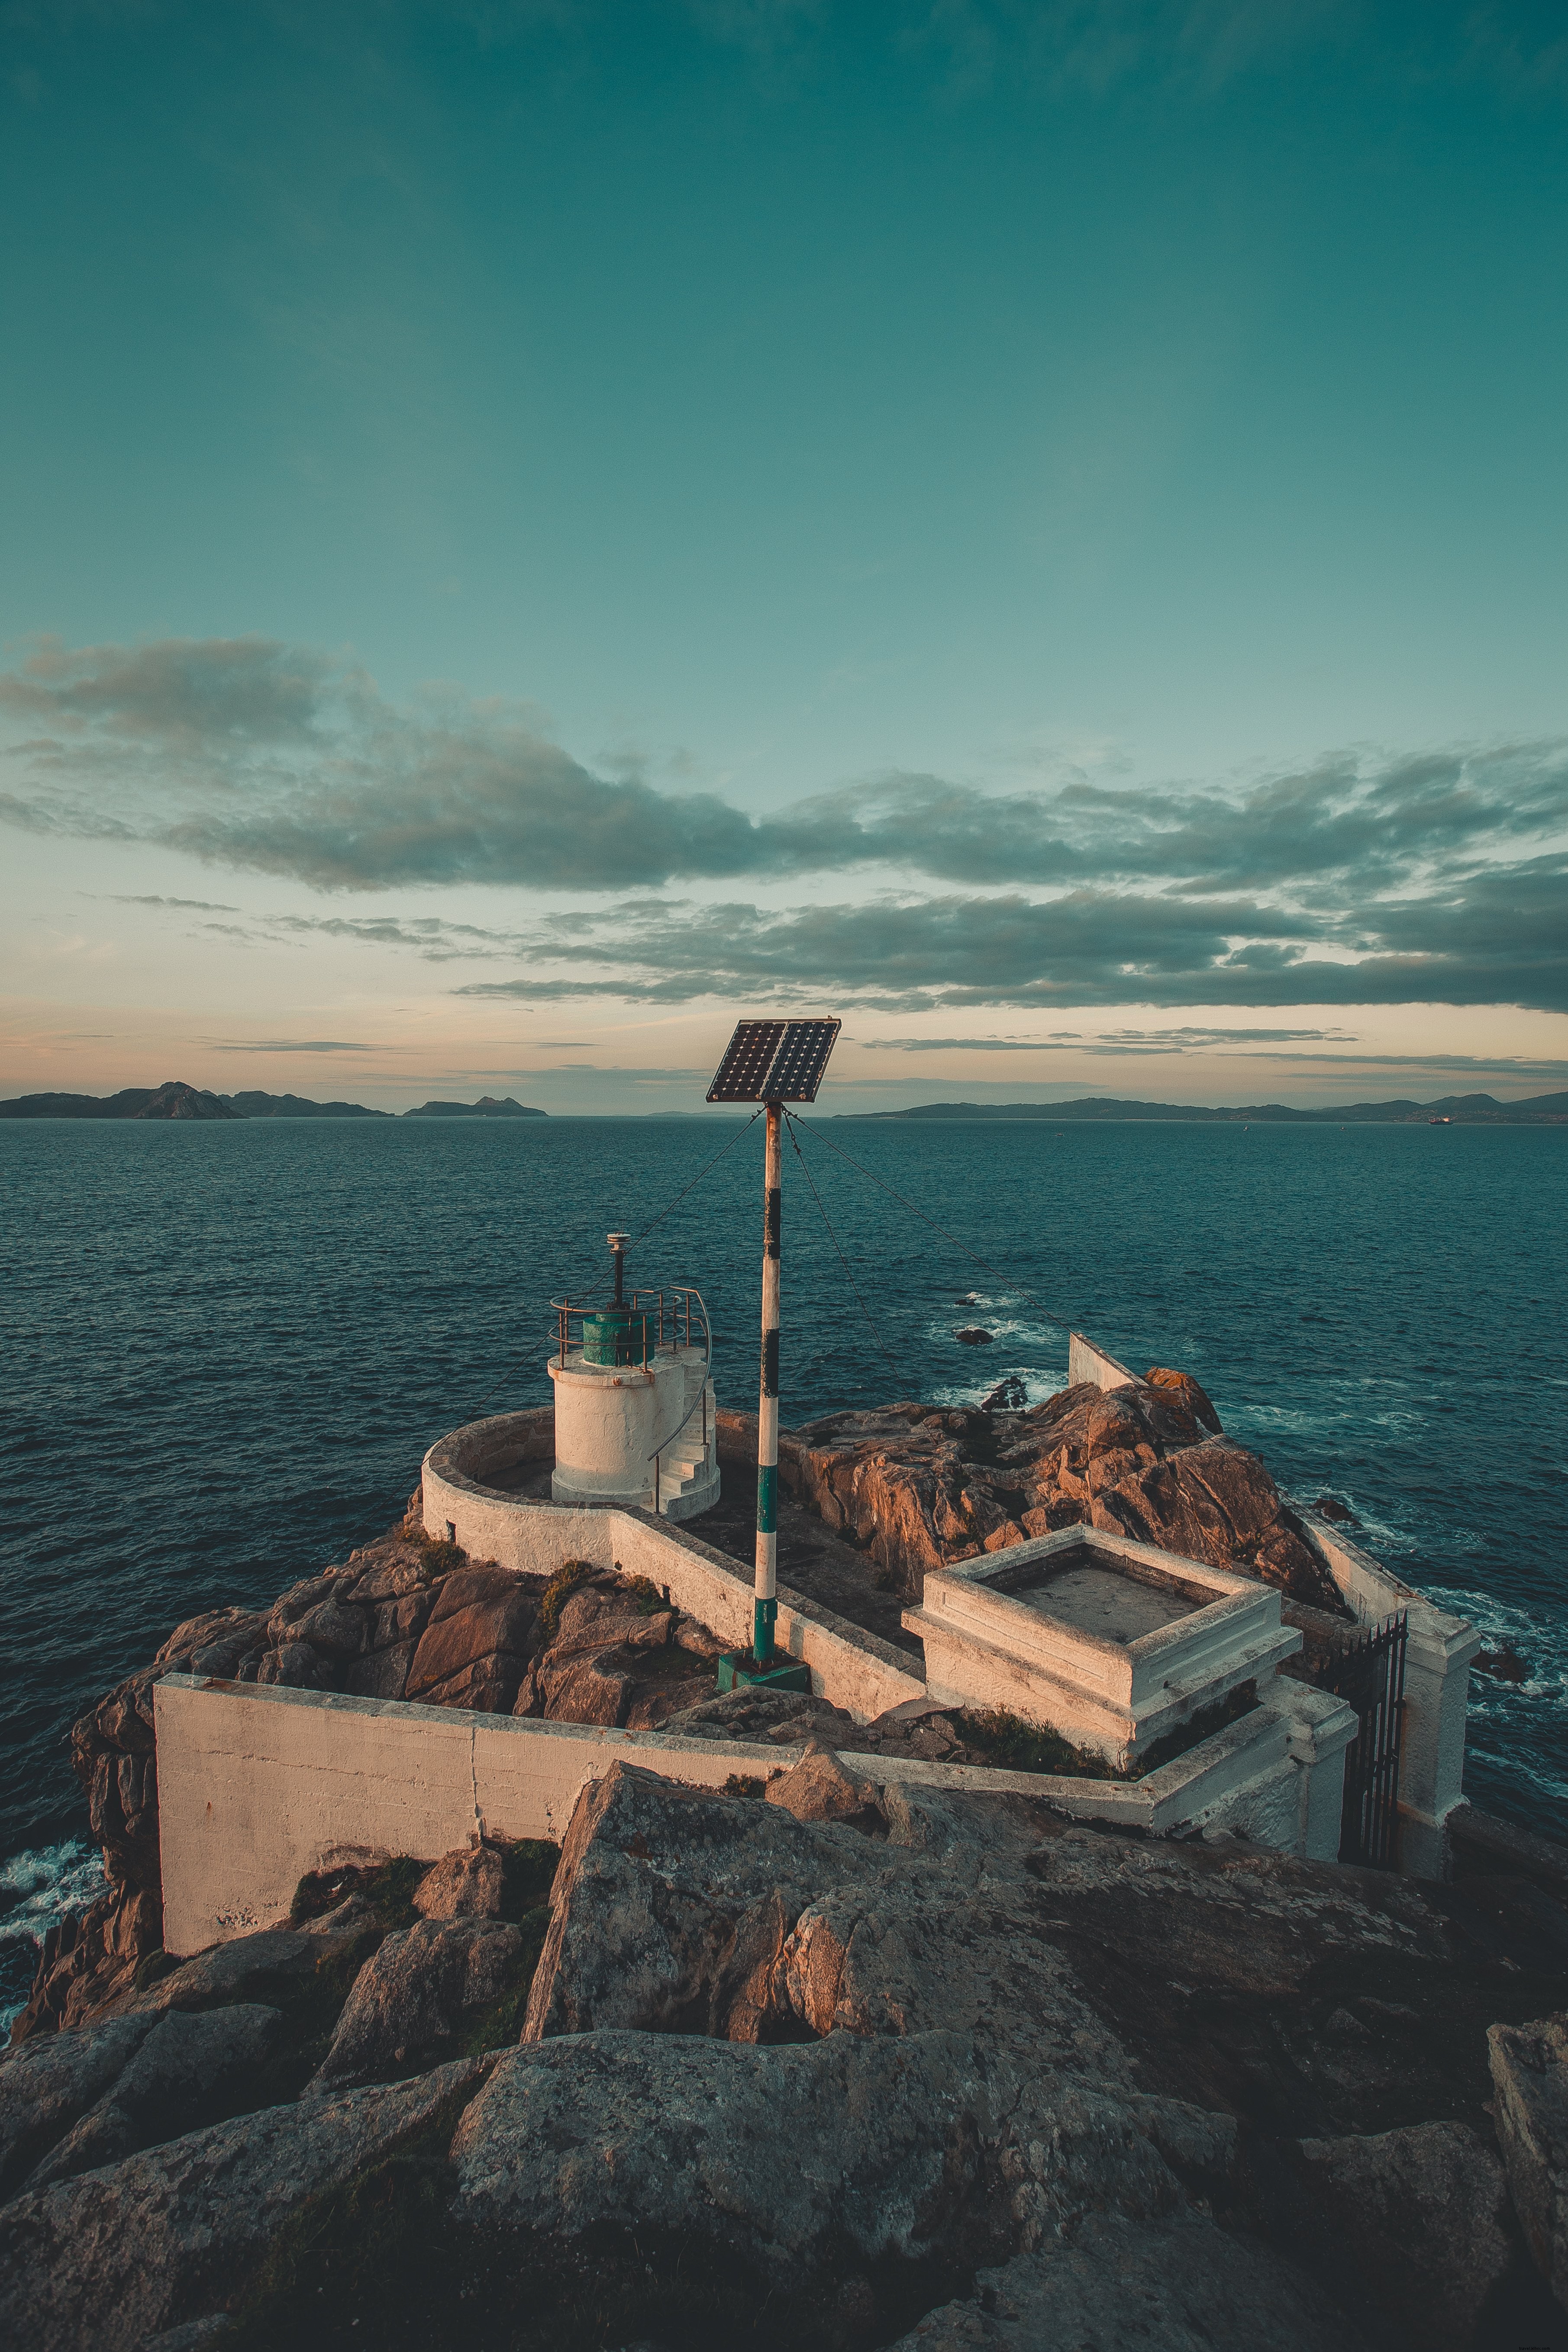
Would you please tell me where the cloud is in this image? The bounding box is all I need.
[6,636,1567,1012]
[203,1038,379,1052]
[4,636,1565,902]
[864,1026,1359,1050]
[451,865,1568,1011]
[109,894,242,912]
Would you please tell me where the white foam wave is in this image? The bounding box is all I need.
[0,1840,105,2032]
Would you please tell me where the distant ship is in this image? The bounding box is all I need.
[1429,1115,1451,1124]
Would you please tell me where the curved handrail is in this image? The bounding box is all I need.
[645,1365,713,1466]
[549,1284,712,1372]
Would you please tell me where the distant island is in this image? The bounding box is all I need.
[402,1096,546,1118]
[0,1083,547,1120]
[848,1091,1568,1126]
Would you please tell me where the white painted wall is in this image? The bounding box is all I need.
[1293,1505,1481,1877]
[422,1415,925,1724]
[154,1659,1357,1956]
[908,1528,1301,1767]
[1068,1332,1138,1391]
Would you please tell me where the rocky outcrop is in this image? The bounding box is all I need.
[758,1366,1342,1609]
[2,1783,1564,2349]
[1295,2121,1515,2347]
[1489,2012,1568,2309]
[0,2057,491,2352]
[885,2213,1356,2352]
[311,1919,525,2090]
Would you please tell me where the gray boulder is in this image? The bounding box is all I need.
[26,2005,282,2191]
[1489,2011,1568,2309]
[885,2211,1361,2351]
[413,1844,505,1920]
[1295,2120,1513,2347]
[0,2056,491,2352]
[126,1924,334,2014]
[311,1918,525,2087]
[451,2029,1176,2277]
[523,1761,886,2043]
[0,2013,155,2200]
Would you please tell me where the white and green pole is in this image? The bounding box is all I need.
[754,1098,782,1664]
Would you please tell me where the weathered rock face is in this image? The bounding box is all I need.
[758,1368,1341,1609]
[1489,2011,1568,2310]
[412,1845,505,1921]
[0,2057,491,2352]
[2,1783,1564,2349]
[24,2005,284,2192]
[311,1918,525,2089]
[884,2212,1355,2352]
[1294,2121,1515,2348]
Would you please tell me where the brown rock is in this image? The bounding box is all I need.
[344,1641,417,1701]
[765,1740,885,1833]
[285,1599,367,1660]
[427,1563,526,1624]
[255,1643,333,1691]
[263,1576,337,1642]
[1178,1439,1284,1549]
[155,1607,271,1669]
[413,1845,505,1920]
[413,1653,527,1715]
[1146,1366,1222,1434]
[365,1592,431,1651]
[406,1590,534,1697]
[539,1653,635,1726]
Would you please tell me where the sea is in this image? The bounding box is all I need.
[2,1113,1564,2024]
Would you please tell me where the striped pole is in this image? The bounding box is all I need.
[755,1099,782,1663]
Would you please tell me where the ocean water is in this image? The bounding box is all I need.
[2,1114,1564,2019]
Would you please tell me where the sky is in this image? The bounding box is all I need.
[3,0,1567,1114]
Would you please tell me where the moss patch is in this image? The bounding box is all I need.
[954,1685,1259,1784]
[955,1708,1120,1779]
[537,1558,597,1637]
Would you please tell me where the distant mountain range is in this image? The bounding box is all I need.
[850,1092,1568,1125]
[0,1083,547,1120]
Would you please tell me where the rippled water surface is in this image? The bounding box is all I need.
[3,1115,1564,2012]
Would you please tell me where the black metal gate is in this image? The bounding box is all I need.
[1319,1612,1408,1867]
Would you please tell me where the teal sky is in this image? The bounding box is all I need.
[4,2,1567,1112]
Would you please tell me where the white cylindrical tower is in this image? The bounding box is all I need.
[548,1238,719,1520]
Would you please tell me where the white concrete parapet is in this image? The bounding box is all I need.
[907,1525,1301,1770]
[423,1411,925,1724]
[1293,1503,1482,1878]
[1068,1331,1139,1391]
[153,1668,1345,1956]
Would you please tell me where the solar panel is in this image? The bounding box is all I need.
[707,1017,841,1102]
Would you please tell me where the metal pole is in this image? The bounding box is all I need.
[755,1100,781,1664]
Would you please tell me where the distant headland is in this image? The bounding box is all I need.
[0,1082,547,1120]
[849,1090,1568,1125]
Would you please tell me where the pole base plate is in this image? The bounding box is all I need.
[716,1651,813,1695]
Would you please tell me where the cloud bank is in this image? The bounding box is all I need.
[6,635,1567,1012]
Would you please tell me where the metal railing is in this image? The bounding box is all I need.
[549,1285,712,1371]
[647,1363,714,1516]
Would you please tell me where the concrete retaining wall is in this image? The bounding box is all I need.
[153,1669,1352,1954]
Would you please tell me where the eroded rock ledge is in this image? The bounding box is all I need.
[2,1759,1565,2352]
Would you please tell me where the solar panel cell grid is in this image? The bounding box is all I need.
[706,1016,840,1102]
